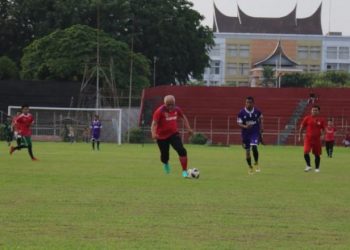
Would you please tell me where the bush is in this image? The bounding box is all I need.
[128,127,145,143]
[0,56,19,80]
[189,133,208,145]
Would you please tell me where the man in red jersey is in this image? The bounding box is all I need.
[10,105,38,161]
[151,95,193,178]
[324,118,336,158]
[298,105,325,173]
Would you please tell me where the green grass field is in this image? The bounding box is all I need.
[1,142,350,249]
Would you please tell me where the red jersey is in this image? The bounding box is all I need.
[301,115,325,140]
[325,126,336,142]
[153,105,184,139]
[15,113,34,136]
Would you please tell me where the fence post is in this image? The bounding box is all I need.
[193,116,197,132]
[210,118,213,143]
[226,116,230,145]
[53,112,56,136]
[294,118,297,146]
[277,117,280,145]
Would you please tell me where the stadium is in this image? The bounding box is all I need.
[1,1,350,249]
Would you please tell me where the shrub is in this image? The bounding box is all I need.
[189,133,208,145]
[128,127,145,143]
[0,56,19,80]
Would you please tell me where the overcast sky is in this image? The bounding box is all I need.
[190,0,350,36]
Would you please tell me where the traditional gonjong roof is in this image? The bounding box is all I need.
[213,3,322,35]
[254,40,298,67]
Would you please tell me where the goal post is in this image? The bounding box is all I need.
[8,106,122,144]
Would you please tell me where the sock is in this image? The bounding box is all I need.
[252,146,259,164]
[246,157,252,167]
[92,141,95,150]
[97,141,100,150]
[28,145,34,159]
[179,156,188,171]
[304,154,311,166]
[315,156,320,169]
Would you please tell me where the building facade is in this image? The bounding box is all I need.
[203,4,350,86]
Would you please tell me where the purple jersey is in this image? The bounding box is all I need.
[237,107,262,148]
[90,120,102,139]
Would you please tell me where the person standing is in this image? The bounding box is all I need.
[237,96,264,174]
[324,119,336,158]
[298,105,325,172]
[151,95,193,178]
[10,105,38,161]
[90,114,102,150]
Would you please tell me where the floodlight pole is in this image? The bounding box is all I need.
[127,17,134,143]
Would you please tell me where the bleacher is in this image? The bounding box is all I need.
[141,86,350,145]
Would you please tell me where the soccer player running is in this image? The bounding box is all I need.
[90,114,102,150]
[298,105,325,172]
[151,95,193,178]
[237,96,264,174]
[325,119,336,158]
[10,105,38,161]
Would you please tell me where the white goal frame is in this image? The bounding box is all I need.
[8,106,122,145]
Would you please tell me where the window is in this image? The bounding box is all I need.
[339,47,349,59]
[326,63,337,70]
[227,45,238,57]
[226,63,237,75]
[327,47,337,59]
[298,46,308,59]
[210,45,220,57]
[310,46,321,60]
[309,65,320,72]
[239,63,250,75]
[339,63,350,72]
[210,60,220,75]
[239,45,250,58]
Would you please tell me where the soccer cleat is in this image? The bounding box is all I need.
[304,166,312,172]
[9,146,15,155]
[248,166,254,175]
[31,157,39,161]
[163,164,171,174]
[315,168,320,173]
[182,170,189,178]
[254,163,261,172]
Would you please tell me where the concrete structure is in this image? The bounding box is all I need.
[203,3,350,86]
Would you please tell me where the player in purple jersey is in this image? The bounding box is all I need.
[237,96,264,174]
[90,114,102,150]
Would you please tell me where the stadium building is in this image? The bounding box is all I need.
[203,3,350,86]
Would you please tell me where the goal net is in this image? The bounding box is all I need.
[7,106,122,144]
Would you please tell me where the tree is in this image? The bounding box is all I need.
[21,24,150,93]
[129,0,214,85]
[262,66,274,87]
[281,73,314,87]
[0,56,19,80]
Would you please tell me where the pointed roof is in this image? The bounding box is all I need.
[213,3,322,35]
[254,40,298,67]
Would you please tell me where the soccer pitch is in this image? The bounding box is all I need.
[1,142,350,249]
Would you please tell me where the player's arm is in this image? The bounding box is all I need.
[151,120,158,139]
[298,124,305,142]
[259,114,264,133]
[237,118,251,129]
[181,114,193,136]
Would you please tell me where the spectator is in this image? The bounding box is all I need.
[343,134,350,147]
[308,93,318,104]
[68,126,75,143]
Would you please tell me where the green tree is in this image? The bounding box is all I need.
[129,0,214,85]
[281,73,314,87]
[323,71,349,86]
[21,24,150,92]
[0,56,19,79]
[262,66,274,87]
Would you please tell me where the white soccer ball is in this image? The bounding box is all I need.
[187,168,200,179]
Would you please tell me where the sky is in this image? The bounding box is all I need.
[190,0,350,36]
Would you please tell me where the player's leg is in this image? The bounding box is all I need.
[96,139,100,150]
[157,138,171,174]
[10,136,27,155]
[312,140,322,172]
[325,141,330,157]
[329,141,334,158]
[91,138,95,150]
[169,133,188,177]
[252,145,260,172]
[23,137,37,160]
[303,140,312,172]
[242,138,253,174]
